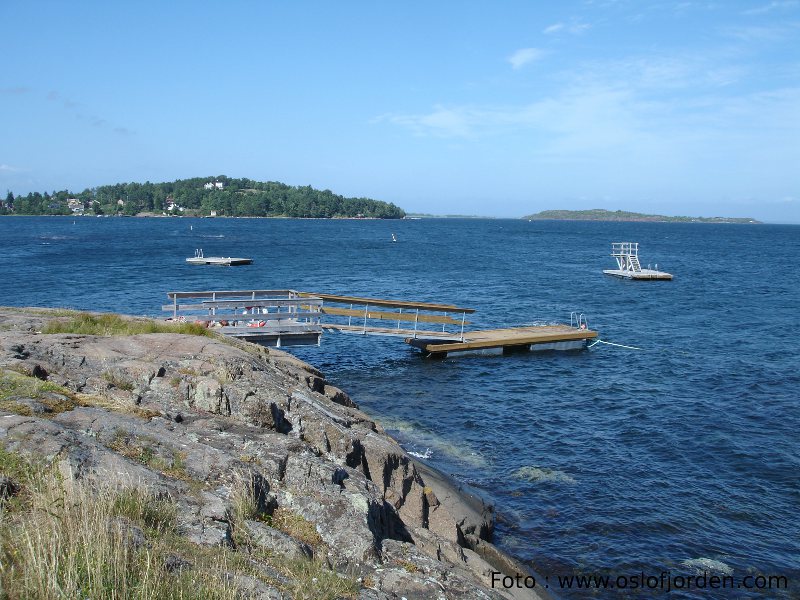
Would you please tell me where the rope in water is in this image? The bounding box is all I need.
[588,339,643,351]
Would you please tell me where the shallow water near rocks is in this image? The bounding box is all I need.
[1,216,798,598]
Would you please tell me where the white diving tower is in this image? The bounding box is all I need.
[603,242,673,280]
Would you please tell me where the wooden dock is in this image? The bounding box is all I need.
[405,325,596,357]
[163,289,597,357]
[300,292,597,357]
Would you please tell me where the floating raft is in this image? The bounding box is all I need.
[603,242,672,280]
[603,268,672,280]
[186,256,253,266]
[186,249,252,266]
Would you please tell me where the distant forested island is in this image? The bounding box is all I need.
[0,176,405,219]
[523,209,760,224]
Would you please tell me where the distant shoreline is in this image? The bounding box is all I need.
[3,213,790,224]
[523,209,761,224]
[0,213,390,221]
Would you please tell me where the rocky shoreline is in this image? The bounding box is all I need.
[0,307,549,599]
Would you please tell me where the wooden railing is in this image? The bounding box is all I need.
[298,291,474,340]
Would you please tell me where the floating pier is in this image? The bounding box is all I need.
[186,249,252,266]
[406,325,595,357]
[164,290,597,357]
[300,292,597,357]
[603,242,672,280]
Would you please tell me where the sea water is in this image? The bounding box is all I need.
[1,216,797,598]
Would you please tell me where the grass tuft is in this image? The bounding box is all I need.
[101,370,135,391]
[111,488,178,534]
[0,453,241,599]
[0,369,81,417]
[282,558,359,600]
[1,449,362,600]
[0,368,163,423]
[106,430,192,482]
[42,312,213,338]
[266,508,324,549]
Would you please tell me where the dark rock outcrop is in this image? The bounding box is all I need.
[0,308,548,599]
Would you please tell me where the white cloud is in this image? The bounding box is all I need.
[376,57,800,166]
[544,21,590,35]
[507,47,545,70]
[0,164,23,173]
[377,106,476,137]
[567,53,746,91]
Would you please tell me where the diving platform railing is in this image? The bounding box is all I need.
[610,242,641,273]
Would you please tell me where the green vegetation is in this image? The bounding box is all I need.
[0,455,241,599]
[1,176,405,219]
[101,370,136,391]
[523,209,760,223]
[281,558,360,600]
[0,450,359,599]
[227,477,355,600]
[106,430,191,482]
[0,369,82,416]
[228,476,323,549]
[38,310,254,367]
[42,312,213,338]
[266,508,325,549]
[0,367,160,420]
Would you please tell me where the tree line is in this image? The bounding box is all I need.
[0,176,406,219]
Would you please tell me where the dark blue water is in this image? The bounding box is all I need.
[1,216,798,598]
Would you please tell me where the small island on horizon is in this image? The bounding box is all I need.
[523,209,760,224]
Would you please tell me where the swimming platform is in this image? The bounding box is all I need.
[603,242,672,280]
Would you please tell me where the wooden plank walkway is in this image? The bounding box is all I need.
[405,325,597,356]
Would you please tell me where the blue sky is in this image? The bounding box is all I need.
[2,1,799,222]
